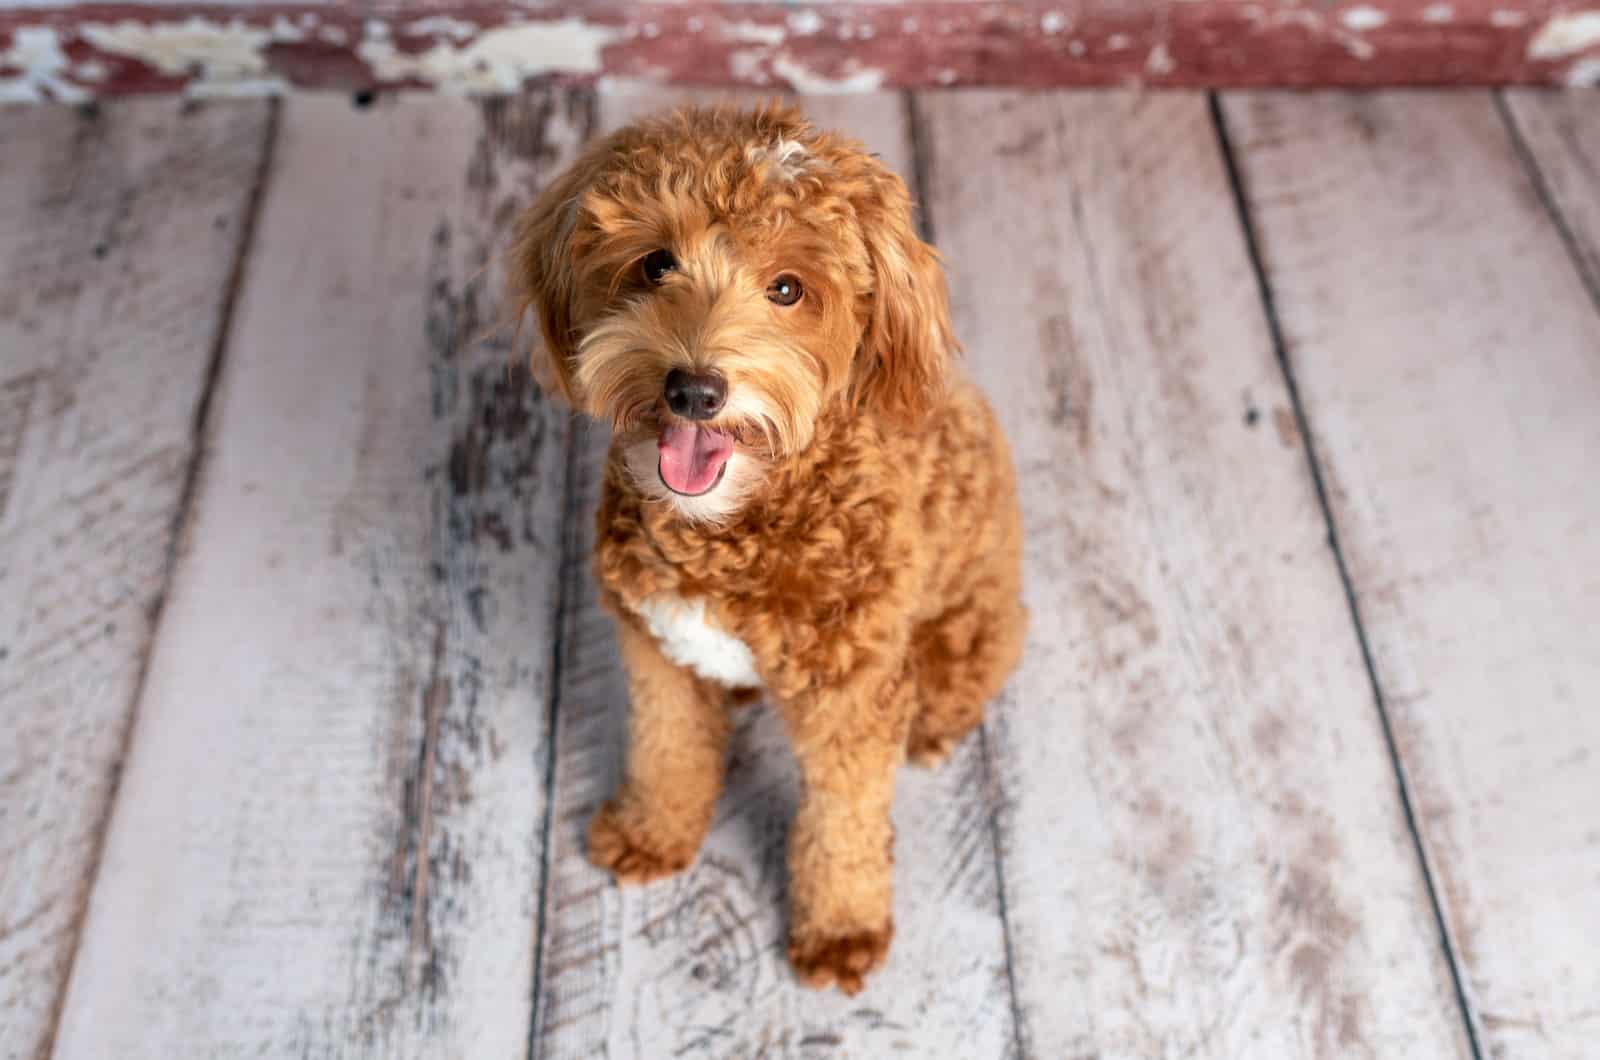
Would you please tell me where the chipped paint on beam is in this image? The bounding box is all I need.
[1528,10,1600,57]
[0,25,86,100]
[1564,54,1600,82]
[1,1,1599,99]
[769,53,884,94]
[356,18,616,92]
[1341,6,1391,29]
[80,17,275,78]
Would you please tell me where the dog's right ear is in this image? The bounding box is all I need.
[511,147,607,403]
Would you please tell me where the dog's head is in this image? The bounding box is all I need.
[512,103,955,522]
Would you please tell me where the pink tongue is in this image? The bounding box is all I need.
[658,423,734,496]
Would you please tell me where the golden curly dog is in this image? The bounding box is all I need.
[513,103,1025,994]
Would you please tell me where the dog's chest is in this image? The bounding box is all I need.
[633,593,762,688]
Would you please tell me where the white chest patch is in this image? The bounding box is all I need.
[634,594,762,688]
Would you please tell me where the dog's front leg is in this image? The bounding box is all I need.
[781,666,914,995]
[587,618,731,885]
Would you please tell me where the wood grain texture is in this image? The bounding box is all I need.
[919,91,1475,1059]
[1225,90,1600,1060]
[531,89,1018,1060]
[0,98,269,1060]
[1503,90,1600,304]
[50,92,587,1058]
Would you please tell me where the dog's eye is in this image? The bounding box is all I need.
[641,249,677,285]
[766,274,803,306]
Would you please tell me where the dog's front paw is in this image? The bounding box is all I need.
[787,920,894,995]
[587,801,694,885]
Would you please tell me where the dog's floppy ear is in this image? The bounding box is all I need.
[849,164,957,425]
[511,143,611,403]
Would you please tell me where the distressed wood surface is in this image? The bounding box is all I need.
[4,0,1600,100]
[531,89,1018,1060]
[1225,90,1600,1060]
[0,98,269,1060]
[1504,89,1600,300]
[50,92,584,1057]
[919,91,1475,1059]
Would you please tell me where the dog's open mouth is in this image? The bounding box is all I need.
[658,423,734,496]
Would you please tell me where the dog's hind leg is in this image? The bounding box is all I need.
[904,590,1027,767]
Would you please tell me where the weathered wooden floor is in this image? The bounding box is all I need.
[1,88,1597,1060]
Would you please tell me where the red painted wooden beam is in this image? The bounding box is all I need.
[2,1,1598,99]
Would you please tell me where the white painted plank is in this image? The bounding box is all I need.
[1504,90,1600,300]
[1226,90,1600,1060]
[0,99,269,1060]
[52,93,584,1058]
[533,90,1018,1058]
[921,91,1474,1059]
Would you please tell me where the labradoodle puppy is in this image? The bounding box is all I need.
[512,103,1026,994]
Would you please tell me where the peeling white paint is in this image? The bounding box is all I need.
[79,18,270,80]
[596,75,659,96]
[0,80,37,104]
[1529,11,1600,58]
[725,20,786,46]
[404,16,478,42]
[1565,55,1600,84]
[770,54,883,93]
[1,0,1589,100]
[727,47,770,84]
[269,15,304,43]
[187,75,289,98]
[0,26,89,102]
[1276,8,1326,31]
[357,18,618,92]
[1340,34,1377,59]
[1341,6,1389,31]
[786,11,823,36]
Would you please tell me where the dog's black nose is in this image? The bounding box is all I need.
[664,369,727,421]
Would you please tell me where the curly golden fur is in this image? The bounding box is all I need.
[512,103,1026,994]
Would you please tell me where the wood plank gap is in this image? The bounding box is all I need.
[1493,91,1600,319]
[35,96,283,1060]
[523,87,599,1060]
[524,412,590,1060]
[902,91,938,248]
[1207,91,1488,1060]
[906,85,1026,1060]
[975,721,1028,1060]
